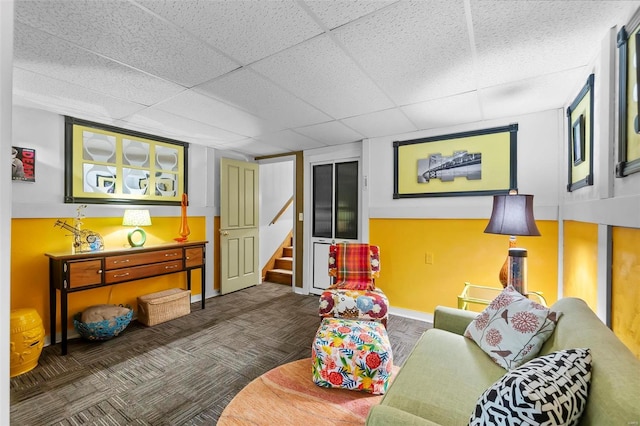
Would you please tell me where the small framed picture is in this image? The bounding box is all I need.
[572,114,585,166]
[566,74,594,192]
[12,146,36,182]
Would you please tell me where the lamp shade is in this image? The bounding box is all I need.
[484,194,541,236]
[122,209,152,227]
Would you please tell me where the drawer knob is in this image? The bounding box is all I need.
[165,253,178,257]
[165,265,178,270]
[114,259,130,264]
[97,270,103,274]
[113,272,130,278]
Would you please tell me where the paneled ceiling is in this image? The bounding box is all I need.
[12,0,640,157]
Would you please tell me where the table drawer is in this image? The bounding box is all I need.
[185,247,204,268]
[67,259,103,288]
[105,260,183,284]
[104,249,183,270]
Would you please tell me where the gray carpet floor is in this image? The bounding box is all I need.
[10,282,431,425]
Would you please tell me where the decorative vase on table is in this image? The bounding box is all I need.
[175,193,190,242]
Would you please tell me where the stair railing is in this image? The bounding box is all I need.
[269,195,294,225]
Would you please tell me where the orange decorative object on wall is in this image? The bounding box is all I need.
[175,193,190,242]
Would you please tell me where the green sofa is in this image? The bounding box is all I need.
[367,297,640,425]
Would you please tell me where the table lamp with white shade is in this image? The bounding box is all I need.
[122,209,152,247]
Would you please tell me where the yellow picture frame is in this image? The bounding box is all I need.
[64,116,188,205]
[393,124,518,198]
[566,74,594,192]
[617,12,640,177]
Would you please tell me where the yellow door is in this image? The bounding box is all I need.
[220,158,259,294]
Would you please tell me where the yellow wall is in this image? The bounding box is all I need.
[11,216,206,336]
[370,218,558,314]
[612,226,640,357]
[562,220,598,310]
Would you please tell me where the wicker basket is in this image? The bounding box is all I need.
[137,288,190,326]
[73,305,133,341]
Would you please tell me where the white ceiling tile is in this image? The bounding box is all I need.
[13,68,146,121]
[341,108,417,138]
[218,138,286,157]
[303,0,397,30]
[119,108,246,145]
[15,0,238,87]
[402,92,483,130]
[13,0,640,157]
[252,34,395,118]
[138,0,322,64]
[472,1,640,88]
[333,0,475,106]
[294,121,364,145]
[153,91,282,138]
[255,130,327,151]
[194,68,331,128]
[480,68,588,120]
[14,23,184,106]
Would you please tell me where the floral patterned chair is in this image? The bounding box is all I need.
[318,243,389,327]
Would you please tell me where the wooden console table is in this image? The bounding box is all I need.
[46,240,208,355]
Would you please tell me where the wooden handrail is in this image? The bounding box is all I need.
[269,196,294,225]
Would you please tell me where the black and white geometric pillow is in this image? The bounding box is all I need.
[469,348,592,426]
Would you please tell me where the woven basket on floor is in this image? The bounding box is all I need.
[137,288,190,326]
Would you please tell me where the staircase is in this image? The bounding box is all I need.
[264,233,293,285]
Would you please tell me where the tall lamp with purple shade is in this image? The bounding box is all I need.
[484,190,541,294]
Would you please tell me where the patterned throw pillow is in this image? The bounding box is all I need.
[464,285,560,370]
[469,348,592,426]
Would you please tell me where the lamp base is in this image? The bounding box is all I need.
[507,248,528,294]
[128,227,147,247]
[498,236,517,287]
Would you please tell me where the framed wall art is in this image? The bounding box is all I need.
[393,124,518,198]
[64,116,188,205]
[617,9,640,177]
[12,146,35,182]
[566,74,594,192]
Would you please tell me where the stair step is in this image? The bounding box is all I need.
[275,257,293,270]
[265,268,292,285]
[283,246,293,257]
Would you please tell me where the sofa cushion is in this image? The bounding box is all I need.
[469,348,592,426]
[367,405,442,425]
[81,304,131,324]
[541,298,640,425]
[464,285,560,370]
[378,328,505,425]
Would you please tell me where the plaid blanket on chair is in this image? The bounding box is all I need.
[329,243,377,290]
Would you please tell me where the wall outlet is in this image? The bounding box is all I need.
[425,252,434,264]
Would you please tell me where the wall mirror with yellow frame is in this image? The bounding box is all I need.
[64,116,188,205]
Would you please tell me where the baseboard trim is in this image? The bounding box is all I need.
[389,306,433,324]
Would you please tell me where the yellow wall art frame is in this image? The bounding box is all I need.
[64,117,188,205]
[617,9,640,177]
[393,124,518,198]
[566,74,594,192]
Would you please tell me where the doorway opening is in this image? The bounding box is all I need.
[260,158,295,288]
